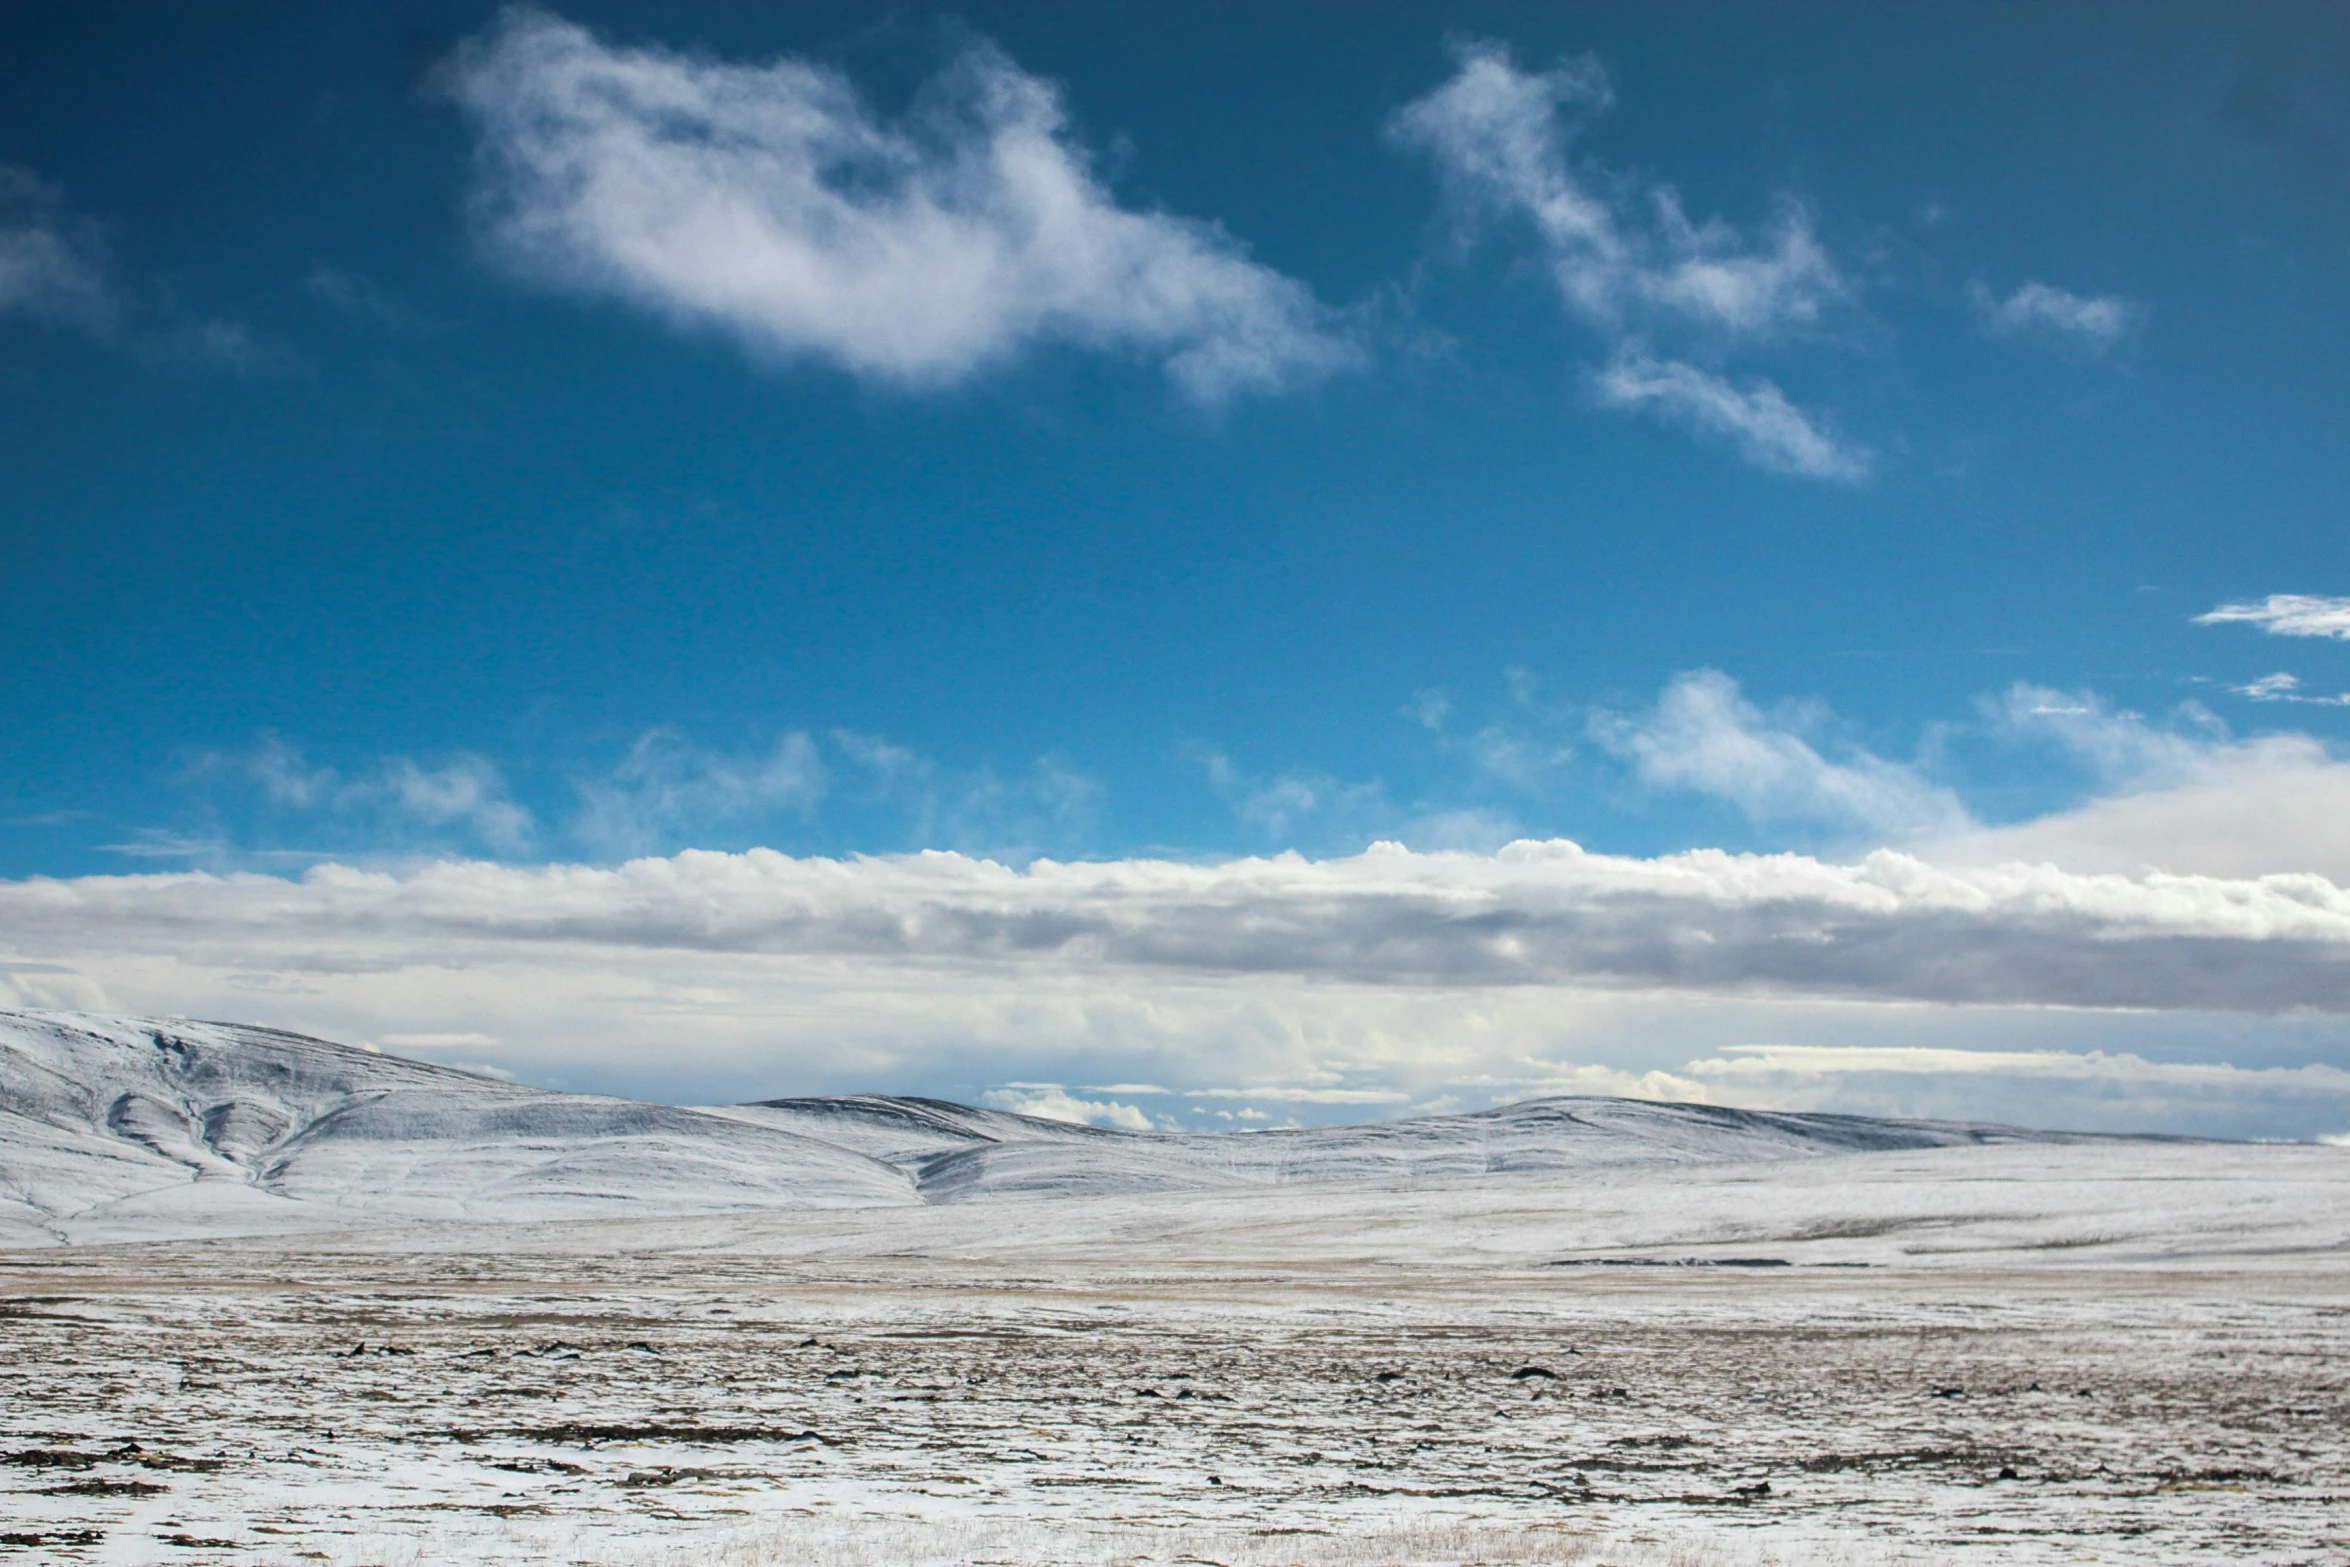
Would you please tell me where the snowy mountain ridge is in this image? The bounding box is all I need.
[1,1009,2146,1245]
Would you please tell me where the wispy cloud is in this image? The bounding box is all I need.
[1593,353,1868,480]
[377,757,533,851]
[0,165,117,333]
[183,735,535,856]
[1973,279,2138,352]
[833,731,1101,859]
[444,10,1354,401]
[1389,40,1861,478]
[1591,670,1968,837]
[1693,1042,2350,1091]
[1389,45,1841,340]
[2230,672,2350,706]
[1679,1043,2350,1135]
[1182,1086,1412,1104]
[304,266,426,331]
[1193,746,1389,844]
[2197,594,2350,640]
[0,163,284,373]
[1986,683,2231,789]
[572,729,825,858]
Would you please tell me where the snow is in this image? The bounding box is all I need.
[0,1011,914,1242]
[0,1007,2191,1244]
[3,1009,2346,1563]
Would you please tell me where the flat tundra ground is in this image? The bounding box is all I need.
[2,1145,2345,1565]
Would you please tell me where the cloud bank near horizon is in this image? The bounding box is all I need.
[4,837,2349,1133]
[9,839,2350,1011]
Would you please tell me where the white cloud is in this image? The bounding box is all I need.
[444,11,1353,401]
[1680,1042,2350,1137]
[1916,684,2350,882]
[1593,353,1869,479]
[187,736,535,856]
[1389,44,1842,340]
[0,165,282,375]
[304,266,419,330]
[377,1031,502,1050]
[1986,682,2229,789]
[12,849,2350,1134]
[1194,747,1390,844]
[1182,1086,1411,1104]
[833,731,1101,859]
[0,165,116,332]
[1389,41,1857,478]
[1974,279,2138,351]
[1930,741,2350,885]
[10,836,2350,1017]
[2196,594,2350,640]
[1592,670,1968,837]
[380,757,534,852]
[2231,673,2350,706]
[572,729,825,857]
[982,1085,1153,1130]
[1691,1042,2350,1091]
[135,318,307,378]
[1402,689,1453,731]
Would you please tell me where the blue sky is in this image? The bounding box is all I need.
[4,4,2350,1134]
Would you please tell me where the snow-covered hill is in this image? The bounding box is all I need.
[0,1011,916,1244]
[1,1008,2146,1245]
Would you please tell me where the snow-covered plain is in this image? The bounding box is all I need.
[2,1009,2345,1564]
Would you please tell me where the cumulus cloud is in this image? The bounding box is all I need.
[1974,279,2138,351]
[1389,41,1859,478]
[2196,594,2350,640]
[1592,353,1868,479]
[1592,670,1968,837]
[444,10,1353,401]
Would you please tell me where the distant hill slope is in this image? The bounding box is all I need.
[3,1009,2147,1245]
[0,1011,914,1245]
[716,1092,2126,1203]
